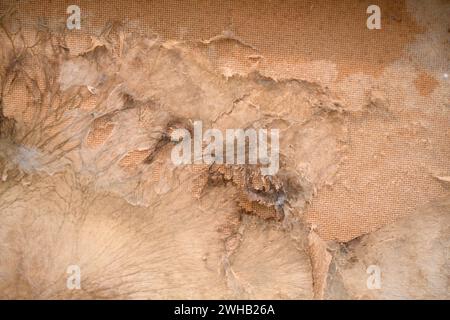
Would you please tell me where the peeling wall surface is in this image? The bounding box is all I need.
[0,0,449,299]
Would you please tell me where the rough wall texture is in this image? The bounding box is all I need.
[0,0,448,299]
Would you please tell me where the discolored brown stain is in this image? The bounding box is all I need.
[414,71,439,96]
[13,0,424,79]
